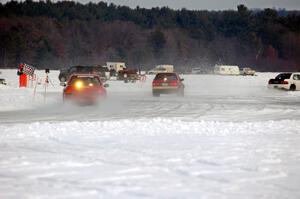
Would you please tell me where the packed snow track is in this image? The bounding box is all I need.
[0,70,300,198]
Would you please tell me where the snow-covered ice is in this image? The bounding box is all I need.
[0,69,300,198]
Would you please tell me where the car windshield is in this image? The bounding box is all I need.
[69,76,101,86]
[154,73,177,81]
[275,73,292,80]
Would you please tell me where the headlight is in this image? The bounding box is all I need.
[75,81,83,89]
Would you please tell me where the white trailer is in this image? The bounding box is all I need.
[106,62,126,72]
[214,65,240,75]
[148,65,174,74]
[157,65,174,72]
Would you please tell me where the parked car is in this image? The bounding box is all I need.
[117,68,140,82]
[0,78,7,85]
[191,67,206,74]
[152,72,185,97]
[268,73,300,91]
[241,67,256,76]
[59,65,110,83]
[63,74,108,105]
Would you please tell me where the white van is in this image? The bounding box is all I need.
[148,65,174,74]
[214,65,240,75]
[106,62,126,72]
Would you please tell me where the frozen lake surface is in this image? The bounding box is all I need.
[0,70,300,198]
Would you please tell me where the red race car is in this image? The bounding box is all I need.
[152,72,185,97]
[63,74,108,105]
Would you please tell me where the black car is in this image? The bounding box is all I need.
[59,65,109,83]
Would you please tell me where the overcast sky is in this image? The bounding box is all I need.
[1,0,300,10]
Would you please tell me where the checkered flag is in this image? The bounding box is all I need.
[23,63,35,76]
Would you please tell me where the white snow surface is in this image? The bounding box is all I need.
[1,69,300,198]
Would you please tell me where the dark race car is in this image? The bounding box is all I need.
[63,74,108,105]
[152,72,185,97]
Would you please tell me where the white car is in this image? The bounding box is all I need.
[268,73,300,91]
[241,67,256,76]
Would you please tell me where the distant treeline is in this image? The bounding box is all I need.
[1,0,300,71]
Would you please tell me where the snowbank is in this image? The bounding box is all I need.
[1,118,300,199]
[2,118,300,138]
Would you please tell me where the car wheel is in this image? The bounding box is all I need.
[290,84,296,91]
[153,91,160,97]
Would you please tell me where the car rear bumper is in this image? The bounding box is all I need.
[153,87,180,94]
[153,86,179,90]
[268,84,290,90]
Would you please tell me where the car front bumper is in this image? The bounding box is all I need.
[63,93,104,104]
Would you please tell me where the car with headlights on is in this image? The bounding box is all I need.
[152,72,184,97]
[63,74,108,105]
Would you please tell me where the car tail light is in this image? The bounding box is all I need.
[65,86,74,94]
[268,79,272,84]
[152,81,160,87]
[169,81,178,87]
[282,80,289,84]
